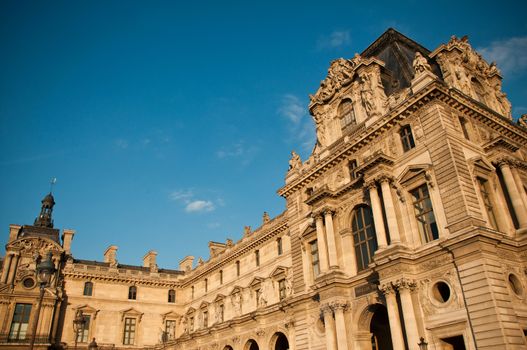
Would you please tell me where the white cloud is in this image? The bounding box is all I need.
[317,30,351,50]
[478,36,527,76]
[169,190,193,201]
[185,200,215,213]
[114,139,129,149]
[278,94,316,152]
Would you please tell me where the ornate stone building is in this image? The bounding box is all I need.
[1,29,527,350]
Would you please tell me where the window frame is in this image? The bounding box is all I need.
[8,303,32,341]
[477,177,498,230]
[168,289,176,303]
[255,250,260,267]
[410,183,439,243]
[123,317,137,345]
[351,205,378,271]
[338,98,356,129]
[83,281,93,296]
[76,314,91,343]
[400,125,416,152]
[277,237,283,256]
[165,319,177,341]
[309,239,320,278]
[128,286,137,300]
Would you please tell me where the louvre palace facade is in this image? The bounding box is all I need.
[1,29,527,350]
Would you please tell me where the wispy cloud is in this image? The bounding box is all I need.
[114,138,129,149]
[216,140,259,165]
[317,30,351,50]
[478,36,527,76]
[185,200,215,213]
[169,189,218,213]
[207,222,221,229]
[278,94,316,152]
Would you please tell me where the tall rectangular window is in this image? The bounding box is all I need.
[349,159,358,179]
[411,184,439,242]
[165,320,176,340]
[219,270,223,285]
[309,240,320,278]
[9,303,32,341]
[204,278,208,293]
[255,250,260,267]
[123,318,136,345]
[76,315,91,343]
[83,281,93,296]
[478,178,498,229]
[191,286,194,299]
[236,261,240,277]
[400,125,415,152]
[277,238,283,255]
[189,317,194,332]
[203,311,208,328]
[219,304,224,322]
[278,279,287,300]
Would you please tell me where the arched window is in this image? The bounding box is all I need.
[83,281,93,296]
[400,125,415,152]
[351,205,378,271]
[338,99,356,128]
[128,286,137,300]
[168,289,176,303]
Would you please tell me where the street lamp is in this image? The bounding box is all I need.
[418,337,428,350]
[29,251,57,350]
[73,310,86,350]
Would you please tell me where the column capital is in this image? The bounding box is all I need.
[311,212,324,221]
[365,180,377,190]
[493,156,515,168]
[330,301,350,312]
[323,208,336,217]
[394,278,417,292]
[321,303,334,316]
[376,174,395,184]
[379,283,396,295]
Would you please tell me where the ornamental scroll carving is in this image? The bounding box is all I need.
[8,238,62,257]
[310,58,355,104]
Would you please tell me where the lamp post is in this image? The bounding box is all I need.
[418,337,428,350]
[73,310,86,350]
[29,251,57,350]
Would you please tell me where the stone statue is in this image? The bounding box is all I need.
[262,212,270,224]
[360,74,375,116]
[288,151,302,170]
[412,52,432,76]
[232,292,242,315]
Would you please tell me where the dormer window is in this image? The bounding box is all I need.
[338,99,356,128]
[400,125,415,152]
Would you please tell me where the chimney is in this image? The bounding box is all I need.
[179,256,194,272]
[143,250,158,272]
[8,225,21,243]
[62,229,75,255]
[103,245,118,267]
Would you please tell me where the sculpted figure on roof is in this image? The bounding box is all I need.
[412,52,432,76]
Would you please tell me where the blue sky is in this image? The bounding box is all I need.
[1,1,526,269]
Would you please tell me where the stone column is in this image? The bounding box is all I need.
[498,160,527,229]
[7,253,20,285]
[379,177,401,244]
[321,304,337,350]
[367,181,388,248]
[332,302,350,350]
[396,280,420,350]
[324,210,339,269]
[314,214,329,273]
[511,167,527,209]
[1,253,13,283]
[340,230,357,276]
[381,284,405,350]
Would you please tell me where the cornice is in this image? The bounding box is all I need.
[62,270,181,288]
[278,80,527,198]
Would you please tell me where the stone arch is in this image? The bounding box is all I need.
[269,332,289,350]
[355,302,393,350]
[222,346,234,350]
[244,339,259,350]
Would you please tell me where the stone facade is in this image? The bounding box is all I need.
[1,29,527,350]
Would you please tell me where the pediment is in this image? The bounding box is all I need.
[7,236,63,257]
[120,307,144,322]
[300,221,316,238]
[74,304,99,318]
[471,157,495,172]
[199,301,209,309]
[229,286,243,295]
[162,311,180,322]
[214,294,226,302]
[269,266,288,279]
[397,164,431,185]
[186,307,196,315]
[248,277,264,288]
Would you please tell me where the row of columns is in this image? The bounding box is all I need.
[366,175,401,248]
[380,279,421,350]
[321,301,350,350]
[496,159,527,231]
[0,252,20,285]
[312,210,338,273]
